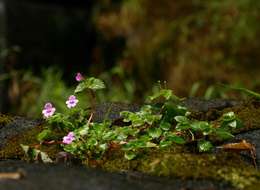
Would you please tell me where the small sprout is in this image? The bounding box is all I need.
[75,77,105,93]
[198,140,213,152]
[147,89,179,103]
[124,151,137,160]
[42,102,56,118]
[221,111,243,129]
[20,144,53,163]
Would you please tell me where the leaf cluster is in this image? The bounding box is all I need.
[22,77,244,162]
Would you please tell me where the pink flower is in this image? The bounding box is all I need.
[66,95,79,108]
[75,72,84,82]
[42,103,56,118]
[63,132,75,144]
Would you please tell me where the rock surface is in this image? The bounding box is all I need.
[0,160,233,190]
[0,99,260,190]
[0,116,41,149]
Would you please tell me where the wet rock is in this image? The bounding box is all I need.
[182,98,242,113]
[231,129,260,167]
[92,102,140,123]
[92,99,242,123]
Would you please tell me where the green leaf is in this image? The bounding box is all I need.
[191,121,211,132]
[77,125,89,136]
[99,143,108,151]
[161,103,187,123]
[174,116,189,123]
[121,111,144,127]
[228,120,237,128]
[47,113,74,129]
[221,111,242,130]
[146,142,158,148]
[159,140,172,148]
[222,111,236,121]
[20,144,53,163]
[122,143,135,151]
[215,128,234,140]
[147,89,179,102]
[175,123,191,131]
[143,114,162,125]
[124,151,137,160]
[88,138,98,146]
[167,134,186,144]
[103,131,117,141]
[198,140,213,152]
[148,128,162,138]
[160,121,171,131]
[75,77,105,93]
[21,144,38,160]
[40,152,53,163]
[37,129,52,142]
[222,85,260,99]
[20,144,30,154]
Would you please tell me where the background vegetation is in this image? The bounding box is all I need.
[0,0,260,117]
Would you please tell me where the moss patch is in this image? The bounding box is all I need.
[101,146,260,189]
[220,100,260,133]
[0,124,60,160]
[0,125,42,159]
[0,114,13,127]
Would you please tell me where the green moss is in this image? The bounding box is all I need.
[101,146,260,190]
[0,125,60,160]
[0,114,13,126]
[0,125,42,159]
[221,101,260,133]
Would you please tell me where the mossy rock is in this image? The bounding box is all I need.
[0,115,60,160]
[99,146,260,190]
[1,100,260,190]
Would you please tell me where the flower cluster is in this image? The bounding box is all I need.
[63,132,75,144]
[41,72,82,143]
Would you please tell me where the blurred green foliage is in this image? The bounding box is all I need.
[2,0,260,116]
[18,68,73,117]
[94,0,260,96]
[16,66,136,117]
